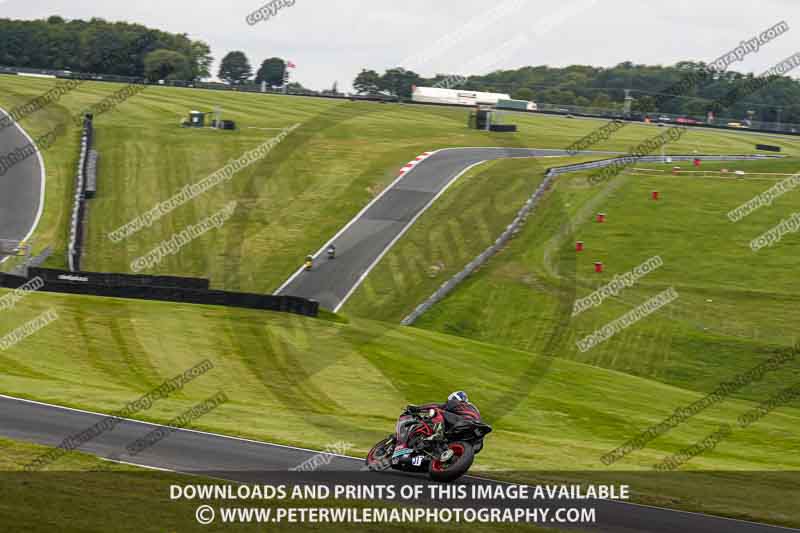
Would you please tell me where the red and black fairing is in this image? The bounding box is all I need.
[391,404,444,470]
[442,402,492,449]
[448,401,481,421]
[389,402,491,472]
[366,400,492,480]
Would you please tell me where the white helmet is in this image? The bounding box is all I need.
[448,391,468,403]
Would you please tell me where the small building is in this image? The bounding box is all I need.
[189,111,206,127]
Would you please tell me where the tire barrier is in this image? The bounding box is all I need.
[85,149,98,198]
[67,115,94,272]
[756,144,781,152]
[28,267,210,290]
[0,272,319,317]
[401,154,779,326]
[489,124,518,132]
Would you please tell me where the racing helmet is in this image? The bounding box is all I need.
[448,391,468,403]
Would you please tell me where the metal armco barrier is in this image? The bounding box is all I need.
[401,171,556,326]
[546,154,783,177]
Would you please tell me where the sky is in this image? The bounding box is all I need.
[1,0,798,91]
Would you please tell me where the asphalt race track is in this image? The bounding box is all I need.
[276,147,617,310]
[276,147,773,311]
[0,395,796,533]
[0,108,44,245]
[0,139,792,531]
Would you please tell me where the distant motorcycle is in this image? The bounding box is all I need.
[365,403,491,482]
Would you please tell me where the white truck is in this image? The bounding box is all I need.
[411,86,511,107]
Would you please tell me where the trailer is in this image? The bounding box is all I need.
[411,86,511,107]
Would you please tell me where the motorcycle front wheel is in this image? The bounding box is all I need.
[365,435,395,471]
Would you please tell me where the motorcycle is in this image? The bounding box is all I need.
[365,403,492,482]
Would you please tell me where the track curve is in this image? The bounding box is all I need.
[276,147,776,311]
[0,142,794,531]
[0,395,795,533]
[0,108,45,252]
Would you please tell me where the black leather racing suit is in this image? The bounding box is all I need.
[411,400,479,429]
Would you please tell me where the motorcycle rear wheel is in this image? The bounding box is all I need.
[429,441,474,482]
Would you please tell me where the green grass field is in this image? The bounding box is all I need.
[344,155,600,320]
[2,76,800,528]
[0,438,578,533]
[3,75,800,290]
[390,159,800,389]
[0,290,798,525]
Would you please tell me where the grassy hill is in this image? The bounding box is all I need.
[2,76,800,527]
[0,290,799,525]
[3,75,800,292]
[346,156,800,385]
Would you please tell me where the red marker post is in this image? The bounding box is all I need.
[576,241,584,252]
[594,262,604,273]
[652,191,659,200]
[597,213,606,223]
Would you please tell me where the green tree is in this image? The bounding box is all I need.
[512,87,535,101]
[218,51,252,84]
[379,67,421,98]
[190,40,213,79]
[144,49,192,81]
[591,94,612,108]
[255,57,286,87]
[632,95,656,113]
[353,69,382,94]
[0,17,203,77]
[685,100,708,117]
[286,81,309,92]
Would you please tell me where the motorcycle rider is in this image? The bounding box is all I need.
[439,391,480,427]
[445,390,470,409]
[304,255,313,271]
[409,391,474,416]
[373,390,487,472]
[327,244,336,259]
[403,391,478,446]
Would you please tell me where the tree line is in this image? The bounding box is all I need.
[216,52,295,89]
[0,16,297,89]
[4,17,799,123]
[0,16,212,80]
[354,62,800,124]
